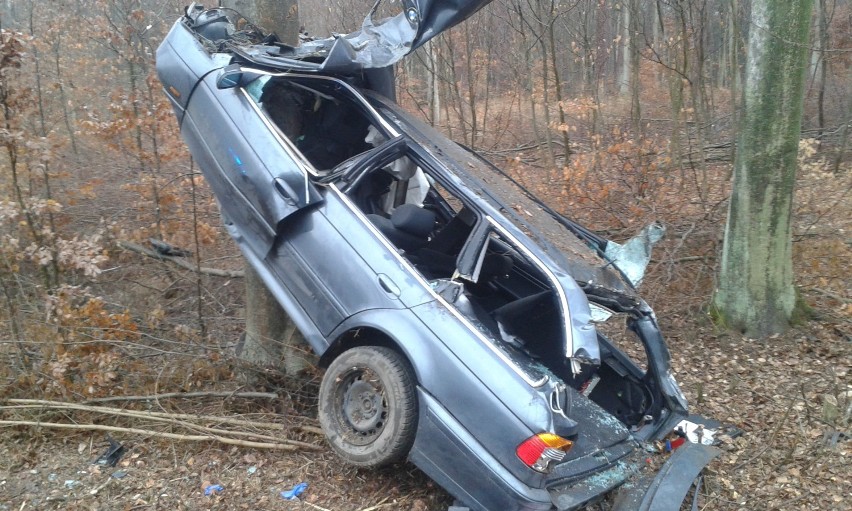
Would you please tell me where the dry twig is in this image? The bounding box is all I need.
[0,420,307,450]
[5,398,323,435]
[0,398,325,451]
[82,391,277,404]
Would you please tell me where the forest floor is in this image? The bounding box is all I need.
[0,310,849,511]
[1,152,850,511]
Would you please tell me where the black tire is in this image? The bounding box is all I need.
[318,346,417,467]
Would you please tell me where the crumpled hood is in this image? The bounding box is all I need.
[305,0,495,72]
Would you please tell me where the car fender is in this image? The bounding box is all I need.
[324,307,440,383]
[156,20,220,116]
[326,306,560,489]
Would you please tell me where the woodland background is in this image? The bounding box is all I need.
[0,0,849,509]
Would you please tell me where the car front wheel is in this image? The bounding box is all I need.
[318,346,417,467]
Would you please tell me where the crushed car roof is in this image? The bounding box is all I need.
[193,0,496,73]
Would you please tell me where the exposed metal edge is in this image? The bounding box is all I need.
[487,217,575,372]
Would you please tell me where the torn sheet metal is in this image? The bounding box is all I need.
[298,0,497,72]
[320,3,417,71]
[603,222,665,288]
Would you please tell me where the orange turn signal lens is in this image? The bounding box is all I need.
[537,433,573,450]
[516,433,573,472]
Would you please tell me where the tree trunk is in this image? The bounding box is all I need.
[727,0,740,168]
[224,0,300,45]
[240,265,311,375]
[222,0,310,375]
[628,0,642,138]
[713,0,814,337]
[427,40,440,126]
[619,3,631,95]
[814,0,828,134]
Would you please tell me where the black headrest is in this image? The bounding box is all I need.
[392,204,436,238]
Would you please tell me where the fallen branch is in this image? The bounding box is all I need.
[0,399,324,450]
[807,287,850,304]
[299,425,325,436]
[0,420,307,450]
[5,398,322,435]
[83,391,276,404]
[1,401,322,450]
[118,241,244,278]
[358,497,392,511]
[303,502,334,511]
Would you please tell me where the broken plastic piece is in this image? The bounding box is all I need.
[93,435,126,467]
[204,484,224,496]
[675,419,716,446]
[280,482,308,500]
[665,437,686,452]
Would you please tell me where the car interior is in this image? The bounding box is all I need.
[249,74,654,428]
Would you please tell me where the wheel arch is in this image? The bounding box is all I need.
[320,309,440,387]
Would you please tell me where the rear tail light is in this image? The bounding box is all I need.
[516,433,573,473]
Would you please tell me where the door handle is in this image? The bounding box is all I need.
[378,274,400,297]
[273,177,297,207]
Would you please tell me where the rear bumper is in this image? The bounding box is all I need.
[611,442,721,511]
[548,451,643,511]
[410,388,720,511]
[549,442,720,511]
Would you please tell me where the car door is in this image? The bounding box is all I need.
[180,68,322,258]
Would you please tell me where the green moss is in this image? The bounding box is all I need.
[789,289,814,326]
[708,300,732,332]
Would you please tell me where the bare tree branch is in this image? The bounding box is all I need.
[117,241,244,278]
[83,390,275,403]
[0,420,312,451]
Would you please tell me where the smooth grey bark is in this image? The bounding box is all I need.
[222,0,310,374]
[241,265,312,375]
[713,0,814,337]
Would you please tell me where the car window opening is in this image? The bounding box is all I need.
[249,76,377,172]
[343,147,572,376]
[249,74,662,432]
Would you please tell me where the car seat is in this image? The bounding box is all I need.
[367,204,436,252]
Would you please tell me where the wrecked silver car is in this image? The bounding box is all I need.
[156,2,721,510]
